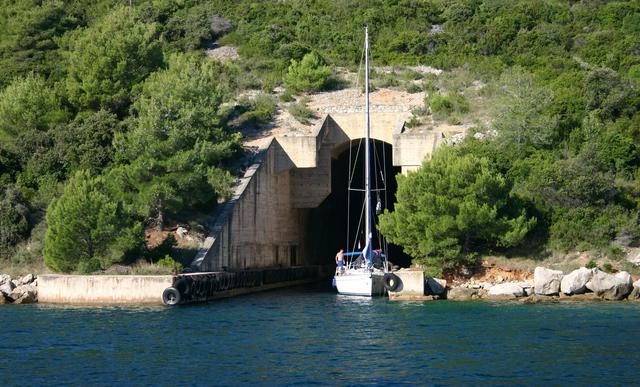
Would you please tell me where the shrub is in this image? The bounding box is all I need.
[406,83,422,93]
[428,91,469,120]
[236,95,277,127]
[280,90,294,102]
[405,116,422,128]
[157,255,184,272]
[288,98,316,125]
[284,52,332,93]
[447,115,462,125]
[586,259,597,269]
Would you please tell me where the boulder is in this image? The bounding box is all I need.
[628,286,640,300]
[560,267,593,295]
[0,274,11,286]
[9,286,25,301]
[488,283,525,297]
[447,287,478,301]
[534,267,564,295]
[13,286,37,304]
[0,293,7,304]
[0,280,15,296]
[19,273,35,285]
[586,270,633,300]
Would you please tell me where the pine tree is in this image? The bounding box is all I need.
[379,147,536,277]
[44,170,142,273]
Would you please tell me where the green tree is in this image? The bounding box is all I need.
[63,6,163,115]
[0,0,74,87]
[584,67,638,121]
[113,53,240,229]
[0,186,30,255]
[0,73,68,198]
[0,73,67,155]
[284,52,332,93]
[379,146,536,277]
[44,170,143,273]
[53,110,118,175]
[492,67,558,153]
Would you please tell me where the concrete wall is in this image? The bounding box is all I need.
[200,140,309,271]
[38,275,173,304]
[195,112,440,272]
[388,270,425,297]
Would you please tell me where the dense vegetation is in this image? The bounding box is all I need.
[0,0,638,275]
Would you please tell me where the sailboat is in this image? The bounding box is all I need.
[333,26,397,297]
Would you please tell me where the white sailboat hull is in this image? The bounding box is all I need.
[334,270,385,296]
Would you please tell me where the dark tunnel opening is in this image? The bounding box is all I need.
[306,139,412,268]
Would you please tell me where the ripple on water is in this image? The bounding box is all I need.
[0,286,639,386]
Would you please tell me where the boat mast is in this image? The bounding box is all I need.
[364,25,372,262]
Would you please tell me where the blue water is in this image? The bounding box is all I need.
[1,285,639,386]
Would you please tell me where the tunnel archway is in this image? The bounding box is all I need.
[305,139,411,268]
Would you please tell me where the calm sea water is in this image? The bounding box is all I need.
[1,284,639,386]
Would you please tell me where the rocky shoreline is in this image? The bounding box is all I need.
[445,266,640,303]
[0,274,38,304]
[2,267,640,305]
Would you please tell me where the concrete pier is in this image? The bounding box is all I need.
[38,275,173,304]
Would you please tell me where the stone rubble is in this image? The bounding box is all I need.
[0,274,38,304]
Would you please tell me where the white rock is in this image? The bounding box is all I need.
[586,270,633,300]
[534,267,564,295]
[0,274,11,286]
[615,271,633,285]
[176,226,188,238]
[13,285,37,304]
[20,273,34,285]
[0,281,15,296]
[488,283,525,297]
[560,267,593,295]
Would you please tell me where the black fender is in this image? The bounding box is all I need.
[174,277,192,297]
[162,287,181,305]
[383,273,401,292]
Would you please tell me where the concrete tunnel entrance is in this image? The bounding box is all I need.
[305,139,412,268]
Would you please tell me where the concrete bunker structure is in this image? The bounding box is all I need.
[191,111,442,272]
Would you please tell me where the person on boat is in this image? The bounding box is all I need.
[335,249,345,275]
